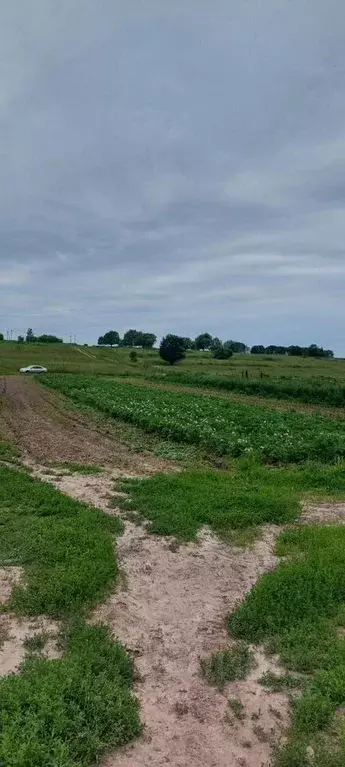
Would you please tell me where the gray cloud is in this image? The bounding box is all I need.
[1,0,345,351]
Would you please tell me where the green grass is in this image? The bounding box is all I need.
[0,621,141,767]
[41,374,345,464]
[227,522,345,765]
[0,465,122,617]
[51,461,103,475]
[201,642,254,690]
[228,697,246,720]
[0,438,20,463]
[23,633,50,655]
[0,466,141,764]
[114,461,345,541]
[259,671,303,692]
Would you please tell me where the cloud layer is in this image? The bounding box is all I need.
[1,1,345,351]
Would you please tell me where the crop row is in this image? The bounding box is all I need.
[42,374,345,463]
[147,369,345,408]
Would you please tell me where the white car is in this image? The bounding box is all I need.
[19,365,48,374]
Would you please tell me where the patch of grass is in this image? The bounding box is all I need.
[114,460,345,541]
[201,642,254,690]
[52,460,103,475]
[0,465,123,617]
[228,521,345,764]
[0,620,141,767]
[0,438,20,464]
[23,633,49,654]
[116,469,300,540]
[260,670,303,692]
[228,697,246,720]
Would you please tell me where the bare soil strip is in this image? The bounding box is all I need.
[0,376,169,473]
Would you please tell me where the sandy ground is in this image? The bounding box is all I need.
[0,567,60,675]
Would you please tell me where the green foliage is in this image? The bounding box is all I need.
[0,621,141,767]
[0,332,3,342]
[98,330,120,347]
[260,671,303,692]
[228,697,246,720]
[41,374,345,463]
[212,345,233,360]
[201,642,254,689]
[26,328,36,343]
[153,369,345,408]
[122,329,156,348]
[194,332,213,350]
[0,465,122,617]
[37,334,63,344]
[129,350,138,363]
[159,335,186,365]
[228,522,345,763]
[116,468,300,539]
[114,461,345,540]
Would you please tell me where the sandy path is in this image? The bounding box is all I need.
[35,469,289,767]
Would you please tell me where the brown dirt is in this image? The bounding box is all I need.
[0,614,60,676]
[301,501,345,525]
[41,469,289,767]
[0,376,171,473]
[0,566,24,604]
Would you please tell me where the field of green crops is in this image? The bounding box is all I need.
[148,369,345,408]
[42,374,345,464]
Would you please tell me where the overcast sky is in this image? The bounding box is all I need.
[1,1,345,351]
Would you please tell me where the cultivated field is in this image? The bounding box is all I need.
[1,345,345,766]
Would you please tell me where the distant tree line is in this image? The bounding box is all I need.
[97,329,157,348]
[250,343,334,358]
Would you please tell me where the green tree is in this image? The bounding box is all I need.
[250,345,265,354]
[37,334,63,343]
[139,332,156,349]
[129,350,138,363]
[122,329,139,347]
[181,337,195,350]
[195,333,213,351]
[98,330,120,347]
[210,337,222,351]
[225,340,246,354]
[159,335,186,365]
[26,328,37,343]
[17,335,24,343]
[0,333,3,342]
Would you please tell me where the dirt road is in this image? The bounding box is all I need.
[0,376,166,473]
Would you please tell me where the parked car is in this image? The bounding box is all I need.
[19,365,48,374]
